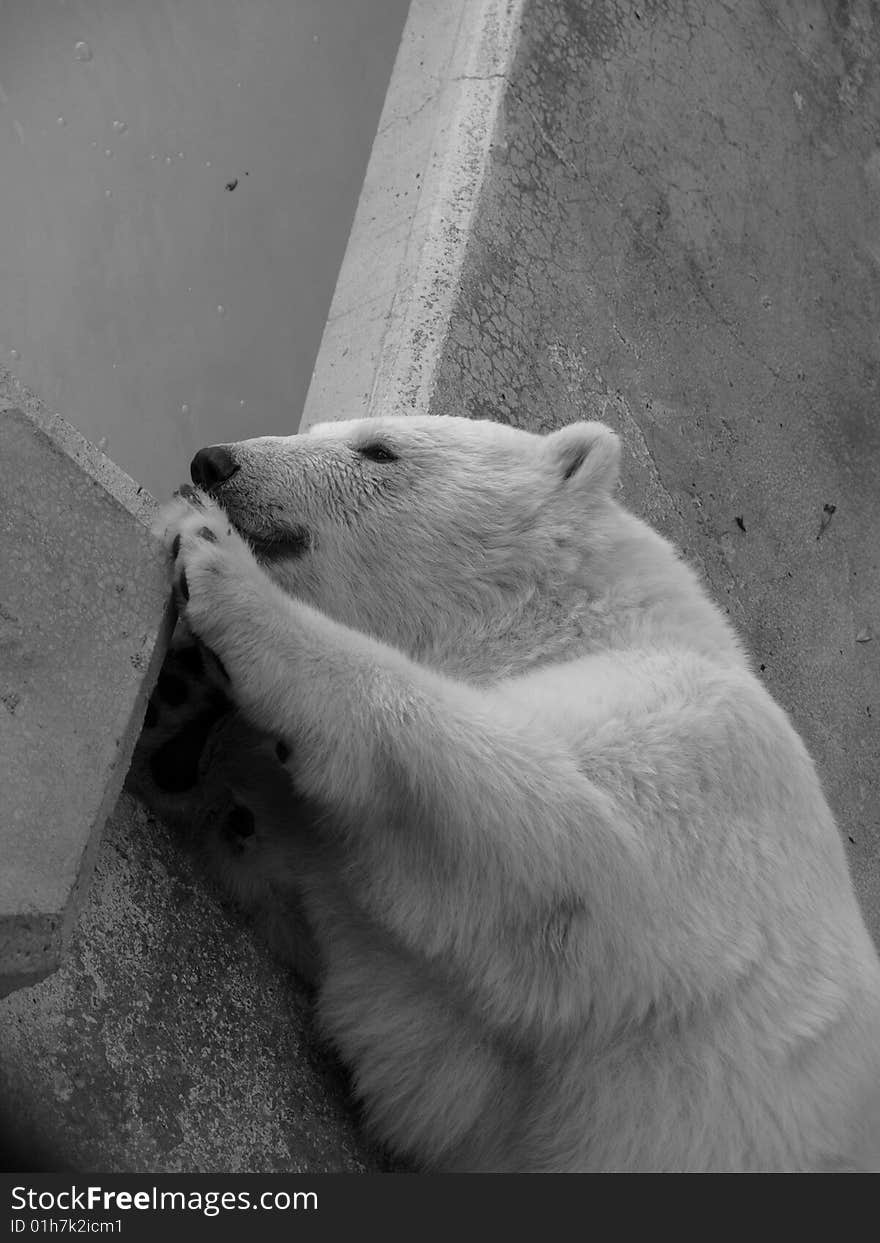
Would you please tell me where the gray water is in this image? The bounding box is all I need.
[0,0,410,498]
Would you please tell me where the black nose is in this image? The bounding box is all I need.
[190,444,239,490]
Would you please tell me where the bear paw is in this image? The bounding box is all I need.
[126,636,319,984]
[125,634,233,823]
[157,486,268,665]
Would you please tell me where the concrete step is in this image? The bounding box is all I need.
[0,393,174,995]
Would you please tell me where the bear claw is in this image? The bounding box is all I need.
[176,483,204,507]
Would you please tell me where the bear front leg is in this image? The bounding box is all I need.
[159,494,642,1043]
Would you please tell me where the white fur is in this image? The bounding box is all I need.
[158,415,880,1172]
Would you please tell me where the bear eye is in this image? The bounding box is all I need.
[356,443,398,463]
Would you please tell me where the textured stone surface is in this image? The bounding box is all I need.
[0,795,375,1172]
[0,399,173,994]
[430,0,880,944]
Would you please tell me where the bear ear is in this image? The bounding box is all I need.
[545,422,621,495]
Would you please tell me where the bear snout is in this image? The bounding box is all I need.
[190,444,240,491]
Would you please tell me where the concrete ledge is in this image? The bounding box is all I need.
[301,0,526,428]
[0,368,159,528]
[0,378,173,995]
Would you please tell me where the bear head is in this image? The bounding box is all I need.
[188,415,621,662]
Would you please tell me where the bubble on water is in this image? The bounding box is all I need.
[180,404,190,416]
[177,151,184,159]
[216,304,226,316]
[97,436,108,451]
[74,41,93,62]
[9,348,20,361]
[112,120,127,133]
[103,148,112,157]
[204,160,212,168]
[164,155,173,165]
[57,116,66,127]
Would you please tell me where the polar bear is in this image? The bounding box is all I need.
[149,414,880,1172]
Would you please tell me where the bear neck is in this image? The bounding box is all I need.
[412,504,745,684]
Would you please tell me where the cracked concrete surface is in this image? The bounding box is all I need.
[432,0,880,942]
